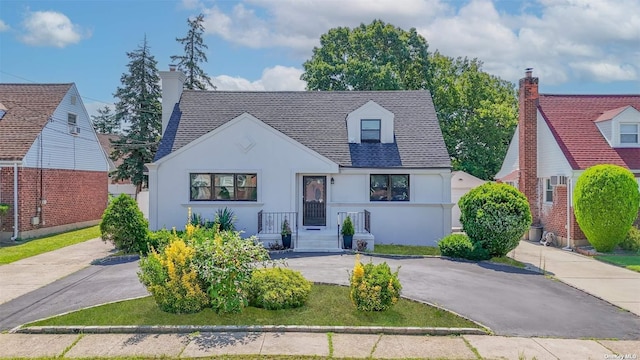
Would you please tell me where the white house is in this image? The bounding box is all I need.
[496,70,640,247]
[450,171,486,230]
[147,68,453,251]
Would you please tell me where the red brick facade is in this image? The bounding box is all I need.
[0,167,107,237]
[539,184,585,243]
[518,70,540,223]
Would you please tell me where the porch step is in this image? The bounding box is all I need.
[294,234,343,252]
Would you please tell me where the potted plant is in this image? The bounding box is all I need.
[281,219,292,249]
[341,216,355,249]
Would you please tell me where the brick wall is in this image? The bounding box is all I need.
[539,183,586,245]
[1,167,107,234]
[0,167,14,233]
[518,70,540,223]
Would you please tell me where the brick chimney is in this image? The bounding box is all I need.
[159,65,186,136]
[518,68,540,223]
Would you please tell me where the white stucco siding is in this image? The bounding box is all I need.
[150,113,338,232]
[495,125,519,179]
[23,85,108,172]
[537,111,573,177]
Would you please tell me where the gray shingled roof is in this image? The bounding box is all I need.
[0,83,72,161]
[155,90,450,168]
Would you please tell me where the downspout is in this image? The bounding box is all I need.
[11,162,18,241]
[563,177,572,251]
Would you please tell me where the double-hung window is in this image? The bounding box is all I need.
[545,178,553,203]
[361,119,381,142]
[370,174,409,201]
[620,124,638,144]
[190,173,257,201]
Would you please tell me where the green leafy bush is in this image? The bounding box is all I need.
[248,267,312,310]
[459,183,531,257]
[0,203,9,217]
[341,216,355,236]
[438,233,490,260]
[215,207,236,231]
[147,228,176,252]
[619,226,640,253]
[100,194,150,254]
[138,239,209,314]
[350,255,401,311]
[189,227,269,313]
[574,164,640,252]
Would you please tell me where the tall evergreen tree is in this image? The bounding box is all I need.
[171,13,215,90]
[111,36,162,193]
[91,105,120,134]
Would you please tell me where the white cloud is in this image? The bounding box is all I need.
[213,66,306,91]
[20,11,89,48]
[0,20,9,32]
[204,0,640,86]
[180,0,202,10]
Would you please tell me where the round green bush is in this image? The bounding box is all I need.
[350,256,402,312]
[100,193,149,254]
[459,183,532,257]
[574,165,640,252]
[248,267,312,310]
[620,226,640,253]
[438,233,490,260]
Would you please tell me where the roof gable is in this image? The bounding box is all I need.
[0,83,73,161]
[155,91,450,169]
[538,94,640,171]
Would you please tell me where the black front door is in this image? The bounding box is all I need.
[303,176,326,226]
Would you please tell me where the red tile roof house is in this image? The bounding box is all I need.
[0,84,110,242]
[147,68,453,251]
[496,70,640,248]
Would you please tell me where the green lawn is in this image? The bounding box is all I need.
[595,254,640,273]
[373,244,441,256]
[28,284,479,329]
[0,226,101,264]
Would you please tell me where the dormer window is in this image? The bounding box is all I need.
[620,124,638,144]
[361,119,381,143]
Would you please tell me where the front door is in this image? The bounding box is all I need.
[303,176,326,226]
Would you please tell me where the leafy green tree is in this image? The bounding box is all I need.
[111,36,162,192]
[301,20,518,180]
[170,13,215,90]
[429,52,517,180]
[91,105,120,134]
[302,19,429,91]
[573,164,640,252]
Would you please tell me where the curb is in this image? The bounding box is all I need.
[14,325,488,336]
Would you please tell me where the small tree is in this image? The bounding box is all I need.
[459,183,531,257]
[91,105,120,134]
[573,164,640,252]
[100,194,149,253]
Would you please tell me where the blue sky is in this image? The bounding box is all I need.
[1,0,638,117]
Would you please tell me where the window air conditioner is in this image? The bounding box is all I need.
[69,125,80,135]
[550,176,567,186]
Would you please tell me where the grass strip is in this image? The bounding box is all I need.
[28,284,478,329]
[595,254,640,273]
[0,226,101,264]
[373,244,441,256]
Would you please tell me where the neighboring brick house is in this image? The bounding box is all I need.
[0,83,109,241]
[96,133,136,197]
[496,70,640,247]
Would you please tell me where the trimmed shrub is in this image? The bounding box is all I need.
[574,164,640,252]
[619,226,640,253]
[459,183,532,257]
[350,255,401,311]
[438,233,490,260]
[100,194,150,254]
[147,228,176,252]
[138,239,209,314]
[248,268,312,310]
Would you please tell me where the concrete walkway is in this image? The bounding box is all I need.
[0,332,638,359]
[0,238,113,304]
[510,240,640,316]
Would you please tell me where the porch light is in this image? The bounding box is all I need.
[331,177,335,185]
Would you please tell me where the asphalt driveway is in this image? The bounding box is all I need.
[1,253,639,339]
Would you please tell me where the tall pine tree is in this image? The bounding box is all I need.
[111,36,162,193]
[91,105,120,134]
[171,13,215,90]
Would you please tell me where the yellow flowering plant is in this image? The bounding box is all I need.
[349,254,401,311]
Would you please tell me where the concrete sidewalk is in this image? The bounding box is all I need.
[510,240,640,316]
[0,332,638,359]
[0,238,113,304]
